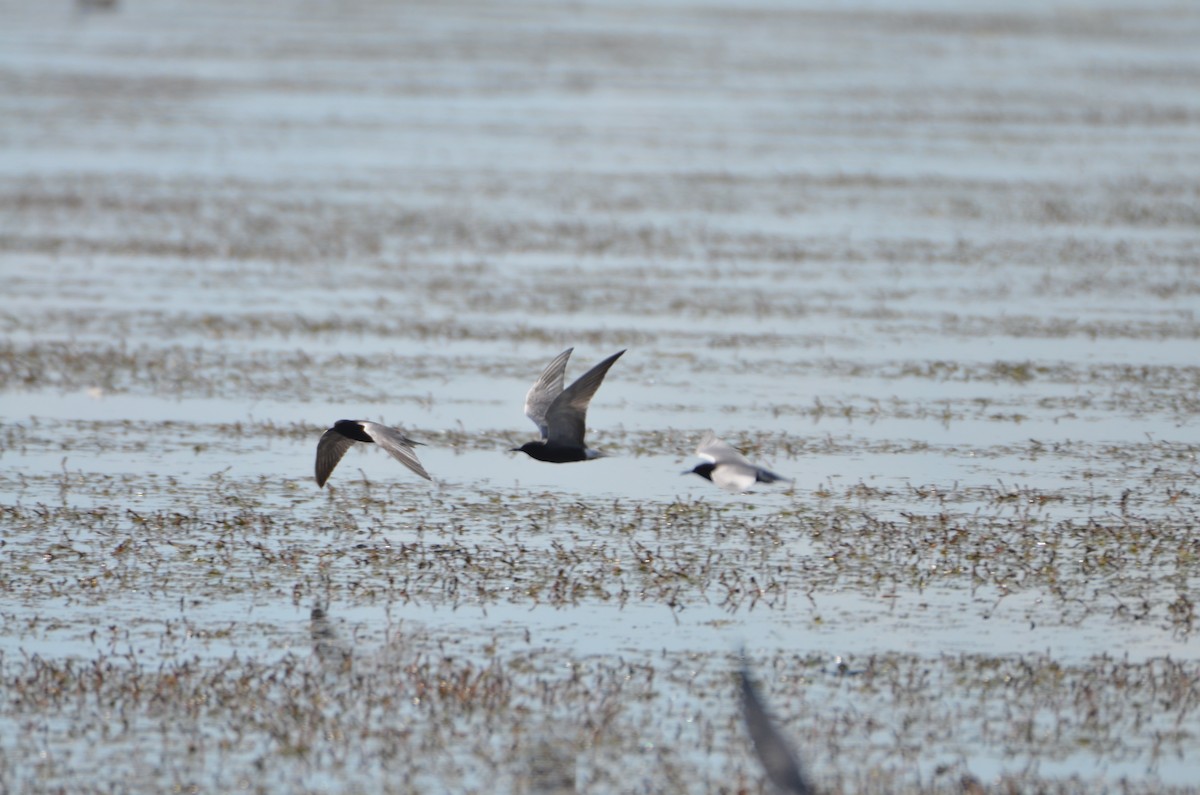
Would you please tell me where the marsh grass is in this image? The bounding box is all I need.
[4,0,1200,791]
[2,422,1198,792]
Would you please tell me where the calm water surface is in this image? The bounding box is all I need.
[2,0,1199,792]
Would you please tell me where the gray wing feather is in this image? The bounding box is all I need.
[696,431,756,468]
[739,666,814,795]
[360,422,432,481]
[524,348,573,438]
[315,428,357,488]
[544,350,625,447]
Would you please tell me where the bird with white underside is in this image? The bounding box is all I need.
[687,431,792,492]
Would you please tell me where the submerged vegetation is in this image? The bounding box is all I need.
[3,0,1200,792]
[1,414,1197,792]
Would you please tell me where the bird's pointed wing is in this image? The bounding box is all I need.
[695,431,756,468]
[315,427,357,487]
[756,467,793,485]
[739,666,814,795]
[360,422,432,481]
[544,349,625,446]
[524,348,574,438]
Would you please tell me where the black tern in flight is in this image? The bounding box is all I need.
[315,420,431,487]
[511,348,626,463]
[687,432,791,492]
[739,663,815,795]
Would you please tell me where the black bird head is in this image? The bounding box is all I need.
[687,462,716,481]
[330,420,373,443]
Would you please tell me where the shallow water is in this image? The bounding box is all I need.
[2,0,1200,793]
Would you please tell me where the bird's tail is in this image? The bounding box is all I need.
[757,469,791,484]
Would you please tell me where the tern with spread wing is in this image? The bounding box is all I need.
[512,348,625,463]
[687,431,791,492]
[315,420,431,487]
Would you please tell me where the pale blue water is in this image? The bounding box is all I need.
[2,0,1200,791]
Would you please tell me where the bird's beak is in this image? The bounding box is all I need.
[680,469,693,476]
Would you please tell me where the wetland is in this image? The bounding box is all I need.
[2,0,1199,792]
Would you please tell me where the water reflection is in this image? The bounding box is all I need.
[520,736,576,795]
[309,603,352,673]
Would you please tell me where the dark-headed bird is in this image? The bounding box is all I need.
[687,431,791,492]
[511,348,625,463]
[315,420,431,487]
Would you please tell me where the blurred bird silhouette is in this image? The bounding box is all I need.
[738,661,814,795]
[687,432,791,492]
